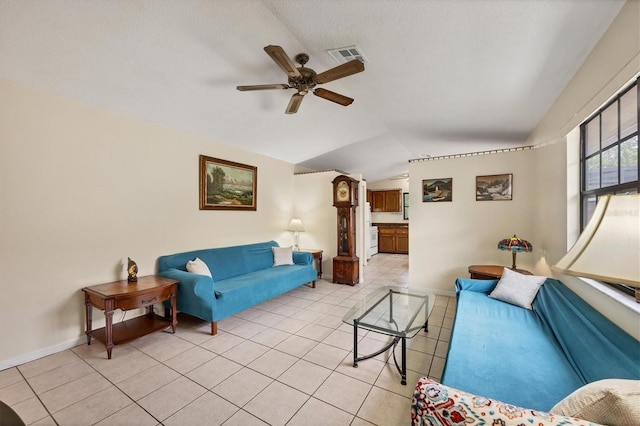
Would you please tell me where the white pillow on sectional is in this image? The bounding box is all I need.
[272,246,294,266]
[551,379,640,426]
[186,257,212,277]
[488,267,546,310]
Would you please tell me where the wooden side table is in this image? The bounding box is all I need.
[468,265,532,280]
[82,275,178,359]
[300,249,323,278]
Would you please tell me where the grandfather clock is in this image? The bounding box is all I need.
[332,175,359,286]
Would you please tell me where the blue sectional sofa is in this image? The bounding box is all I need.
[157,241,317,335]
[443,278,639,410]
[412,277,639,425]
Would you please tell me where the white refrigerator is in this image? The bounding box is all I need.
[364,202,372,260]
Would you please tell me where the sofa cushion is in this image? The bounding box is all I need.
[550,379,640,426]
[186,257,212,277]
[488,267,546,309]
[211,264,316,320]
[272,246,294,266]
[157,241,280,280]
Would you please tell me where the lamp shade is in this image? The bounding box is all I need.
[553,194,639,288]
[498,234,532,270]
[498,235,532,253]
[287,218,305,232]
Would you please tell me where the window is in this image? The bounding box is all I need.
[403,192,409,220]
[580,76,639,297]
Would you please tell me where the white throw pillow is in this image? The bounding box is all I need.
[551,379,640,426]
[488,267,546,310]
[272,246,294,266]
[186,257,212,277]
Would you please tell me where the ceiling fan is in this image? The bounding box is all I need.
[237,45,365,114]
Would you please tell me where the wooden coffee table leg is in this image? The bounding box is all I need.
[85,295,92,345]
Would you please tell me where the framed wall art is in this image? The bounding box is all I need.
[476,173,512,201]
[422,178,452,202]
[199,155,257,210]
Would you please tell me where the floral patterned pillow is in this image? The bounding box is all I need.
[411,377,603,426]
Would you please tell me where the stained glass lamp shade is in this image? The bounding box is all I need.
[498,234,532,270]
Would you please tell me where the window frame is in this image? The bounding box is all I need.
[403,192,409,220]
[579,76,639,298]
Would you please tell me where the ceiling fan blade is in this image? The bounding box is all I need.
[316,59,364,84]
[313,88,354,106]
[264,45,302,78]
[236,84,290,91]
[285,93,304,114]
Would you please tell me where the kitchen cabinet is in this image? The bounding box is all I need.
[378,226,408,254]
[371,191,385,211]
[370,189,402,212]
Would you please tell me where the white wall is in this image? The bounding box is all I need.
[385,0,638,311]
[407,0,639,340]
[527,0,639,148]
[408,150,536,295]
[292,171,340,280]
[531,141,568,277]
[526,0,640,339]
[293,171,366,281]
[0,80,299,367]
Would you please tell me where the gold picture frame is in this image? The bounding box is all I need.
[422,178,452,202]
[199,155,257,210]
[476,173,513,201]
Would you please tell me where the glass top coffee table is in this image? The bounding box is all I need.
[342,286,435,385]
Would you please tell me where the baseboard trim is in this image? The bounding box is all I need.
[0,336,85,371]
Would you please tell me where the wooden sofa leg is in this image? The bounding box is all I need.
[311,280,316,288]
[211,322,218,335]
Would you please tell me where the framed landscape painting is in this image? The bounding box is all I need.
[476,173,512,201]
[199,155,257,210]
[422,178,452,202]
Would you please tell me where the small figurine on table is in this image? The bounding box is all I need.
[127,257,138,283]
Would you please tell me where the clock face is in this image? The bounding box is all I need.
[336,181,349,202]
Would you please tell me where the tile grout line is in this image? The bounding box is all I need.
[7,255,455,426]
[14,361,58,426]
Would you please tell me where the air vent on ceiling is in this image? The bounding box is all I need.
[327,45,368,64]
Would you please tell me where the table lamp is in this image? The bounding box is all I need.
[498,234,532,270]
[287,218,305,250]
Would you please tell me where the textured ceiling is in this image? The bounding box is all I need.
[0,0,625,182]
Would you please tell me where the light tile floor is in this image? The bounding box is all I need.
[0,254,456,425]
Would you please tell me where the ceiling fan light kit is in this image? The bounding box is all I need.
[237,45,364,114]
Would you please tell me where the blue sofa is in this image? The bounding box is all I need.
[438,278,639,412]
[157,241,317,335]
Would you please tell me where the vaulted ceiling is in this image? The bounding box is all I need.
[0,0,625,182]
